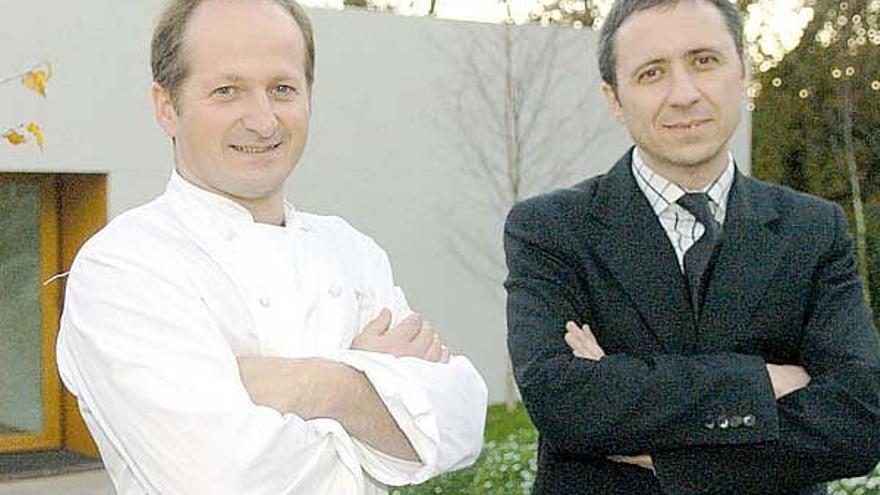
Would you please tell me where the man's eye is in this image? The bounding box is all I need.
[212,86,236,98]
[695,55,719,67]
[638,68,662,83]
[271,85,297,99]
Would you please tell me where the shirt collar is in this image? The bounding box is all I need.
[631,147,735,219]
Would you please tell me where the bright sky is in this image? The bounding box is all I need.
[299,0,814,66]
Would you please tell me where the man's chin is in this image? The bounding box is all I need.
[658,144,728,170]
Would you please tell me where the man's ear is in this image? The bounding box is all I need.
[151,82,178,138]
[601,82,625,124]
[740,56,752,90]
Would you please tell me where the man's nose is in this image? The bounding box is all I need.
[240,93,279,139]
[667,68,702,107]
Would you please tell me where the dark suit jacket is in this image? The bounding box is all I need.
[504,150,880,494]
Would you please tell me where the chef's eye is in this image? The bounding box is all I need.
[271,85,298,100]
[212,86,237,99]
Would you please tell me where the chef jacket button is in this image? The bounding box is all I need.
[328,285,342,297]
[703,418,715,430]
[718,415,730,429]
[729,415,743,428]
[743,414,756,427]
[259,297,272,308]
[223,230,237,242]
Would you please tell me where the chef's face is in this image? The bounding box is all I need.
[152,0,311,216]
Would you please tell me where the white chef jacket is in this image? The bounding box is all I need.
[56,171,488,495]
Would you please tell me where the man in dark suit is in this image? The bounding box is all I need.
[503,0,880,493]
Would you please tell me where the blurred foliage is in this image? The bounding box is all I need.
[753,0,879,195]
[752,0,880,315]
[530,0,597,27]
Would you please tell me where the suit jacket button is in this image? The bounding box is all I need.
[718,415,730,429]
[729,415,743,428]
[743,414,756,427]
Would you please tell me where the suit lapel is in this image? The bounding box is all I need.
[586,151,695,354]
[696,171,782,350]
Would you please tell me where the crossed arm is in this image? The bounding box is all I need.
[59,237,486,492]
[563,321,811,471]
[504,199,880,493]
[237,309,451,461]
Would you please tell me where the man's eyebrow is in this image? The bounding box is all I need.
[208,73,302,84]
[270,73,302,82]
[685,47,724,57]
[209,73,245,84]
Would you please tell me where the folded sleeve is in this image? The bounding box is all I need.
[504,197,779,457]
[339,351,487,485]
[340,234,488,486]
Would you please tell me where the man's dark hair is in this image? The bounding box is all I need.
[151,0,315,107]
[598,0,744,89]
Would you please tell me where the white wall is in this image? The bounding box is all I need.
[0,3,751,402]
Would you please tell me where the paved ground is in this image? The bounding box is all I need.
[0,470,113,495]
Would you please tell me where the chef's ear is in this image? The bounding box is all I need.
[151,82,180,139]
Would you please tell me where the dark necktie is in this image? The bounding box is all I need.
[677,193,720,316]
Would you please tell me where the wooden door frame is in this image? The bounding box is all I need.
[58,174,105,457]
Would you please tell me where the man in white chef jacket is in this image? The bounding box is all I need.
[55,0,488,493]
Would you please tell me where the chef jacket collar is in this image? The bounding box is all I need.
[166,169,303,236]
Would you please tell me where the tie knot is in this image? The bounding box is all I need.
[677,193,716,232]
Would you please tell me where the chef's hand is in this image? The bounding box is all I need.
[351,308,451,363]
